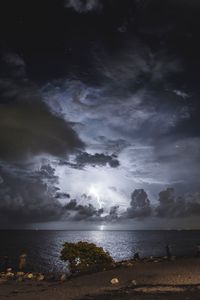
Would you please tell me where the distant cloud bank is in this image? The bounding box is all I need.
[64,0,102,13]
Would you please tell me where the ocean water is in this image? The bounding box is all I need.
[0,230,199,274]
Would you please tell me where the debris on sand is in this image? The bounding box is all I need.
[111,278,119,284]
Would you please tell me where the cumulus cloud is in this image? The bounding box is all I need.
[39,164,57,180]
[75,152,120,168]
[156,188,200,218]
[64,0,101,13]
[0,166,63,226]
[124,189,152,218]
[0,161,104,225]
[104,205,119,222]
[119,187,200,221]
[2,168,200,226]
[64,199,103,221]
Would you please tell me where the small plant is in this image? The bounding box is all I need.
[60,241,114,274]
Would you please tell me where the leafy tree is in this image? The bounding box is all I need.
[60,241,114,274]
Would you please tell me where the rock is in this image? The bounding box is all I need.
[131,280,137,285]
[27,273,34,279]
[111,278,119,284]
[0,273,6,278]
[60,274,67,282]
[6,268,12,273]
[5,272,15,279]
[36,274,45,281]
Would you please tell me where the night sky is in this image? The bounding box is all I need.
[0,0,200,229]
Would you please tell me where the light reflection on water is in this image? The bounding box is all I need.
[0,230,199,274]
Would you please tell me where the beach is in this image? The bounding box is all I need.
[0,257,200,300]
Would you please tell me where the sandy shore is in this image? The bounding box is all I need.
[0,258,200,300]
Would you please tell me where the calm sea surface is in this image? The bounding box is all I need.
[0,230,199,274]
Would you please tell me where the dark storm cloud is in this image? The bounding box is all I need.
[120,187,200,220]
[124,189,152,218]
[104,206,119,222]
[0,51,85,226]
[64,199,103,221]
[64,0,102,13]
[0,54,84,162]
[120,187,200,221]
[37,0,200,225]
[0,0,200,228]
[42,35,186,149]
[96,40,182,89]
[39,164,57,180]
[2,53,26,78]
[0,161,104,225]
[0,166,63,225]
[88,40,186,144]
[1,165,200,226]
[75,152,120,168]
[156,188,200,218]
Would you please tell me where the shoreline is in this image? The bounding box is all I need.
[1,254,199,278]
[0,257,200,299]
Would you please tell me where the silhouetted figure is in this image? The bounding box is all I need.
[2,256,9,272]
[19,253,27,270]
[133,252,140,260]
[166,244,171,259]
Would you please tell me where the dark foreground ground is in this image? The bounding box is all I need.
[0,258,200,300]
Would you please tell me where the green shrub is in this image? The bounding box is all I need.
[60,241,114,274]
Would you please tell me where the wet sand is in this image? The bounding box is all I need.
[0,257,200,300]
